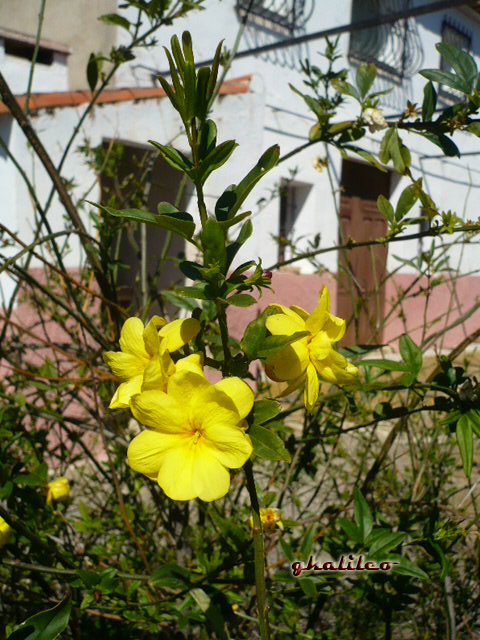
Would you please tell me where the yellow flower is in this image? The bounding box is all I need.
[103,315,201,409]
[0,516,12,547]
[265,286,358,412]
[127,370,254,502]
[47,477,70,505]
[249,508,284,533]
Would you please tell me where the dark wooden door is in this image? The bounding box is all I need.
[337,161,390,345]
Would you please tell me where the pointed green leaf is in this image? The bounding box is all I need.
[337,517,363,543]
[249,424,290,461]
[368,531,406,558]
[457,414,473,477]
[8,594,71,640]
[356,63,376,100]
[399,334,422,374]
[149,140,192,173]
[361,359,408,372]
[252,399,282,425]
[436,42,477,92]
[422,81,437,121]
[418,131,460,158]
[377,195,394,223]
[98,13,131,30]
[226,293,256,307]
[86,53,98,92]
[420,69,467,94]
[195,140,237,185]
[170,34,185,80]
[198,119,217,160]
[201,218,226,273]
[395,184,418,221]
[353,488,373,542]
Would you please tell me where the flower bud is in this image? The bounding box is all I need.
[0,516,12,548]
[47,477,70,505]
[363,107,388,133]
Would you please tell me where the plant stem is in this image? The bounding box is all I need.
[216,301,232,375]
[25,0,47,114]
[244,460,271,640]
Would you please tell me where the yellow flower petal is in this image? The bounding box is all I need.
[103,351,148,380]
[175,352,205,376]
[265,339,309,381]
[167,370,210,405]
[119,317,150,359]
[214,377,254,420]
[304,363,319,412]
[109,375,143,408]
[203,424,252,468]
[159,317,201,352]
[191,386,241,431]
[130,390,186,433]
[143,316,166,356]
[127,429,184,477]
[141,349,175,391]
[266,313,305,336]
[289,305,309,321]
[309,331,332,363]
[157,443,230,501]
[322,314,346,343]
[276,372,306,397]
[305,286,330,334]
[316,350,358,384]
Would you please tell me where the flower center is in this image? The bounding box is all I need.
[190,419,204,445]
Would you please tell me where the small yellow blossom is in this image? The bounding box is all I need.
[249,508,284,533]
[265,286,358,412]
[128,370,254,502]
[103,315,201,409]
[232,604,240,612]
[363,107,388,133]
[0,516,12,547]
[312,156,328,173]
[47,477,70,505]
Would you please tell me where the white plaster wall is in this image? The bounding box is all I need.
[0,46,69,94]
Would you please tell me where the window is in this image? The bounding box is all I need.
[236,0,309,34]
[0,29,69,66]
[438,18,472,102]
[277,180,311,262]
[349,0,423,79]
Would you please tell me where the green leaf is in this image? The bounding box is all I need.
[179,260,203,280]
[98,13,130,30]
[163,47,185,117]
[389,554,428,580]
[8,594,71,640]
[206,40,223,103]
[252,399,282,425]
[399,334,422,375]
[389,129,406,174]
[226,219,253,269]
[457,414,473,477]
[395,184,418,221]
[467,409,480,437]
[176,286,209,300]
[241,308,278,361]
[225,293,256,307]
[151,564,190,589]
[183,61,196,121]
[195,66,210,121]
[418,132,460,158]
[298,577,316,597]
[379,128,395,165]
[337,517,363,544]
[201,218,226,273]
[300,524,315,558]
[422,81,437,121]
[368,531,406,558]
[89,203,195,242]
[257,331,310,358]
[249,424,290,461]
[361,359,408,372]
[198,119,217,160]
[436,42,477,93]
[356,63,376,100]
[353,488,373,542]
[420,69,467,94]
[377,195,394,223]
[215,145,280,221]
[149,140,192,173]
[15,462,48,487]
[86,53,98,92]
[195,140,238,185]
[170,34,185,80]
[182,31,194,65]
[354,149,387,173]
[331,79,361,102]
[466,122,480,137]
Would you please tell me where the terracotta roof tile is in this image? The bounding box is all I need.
[0,76,251,115]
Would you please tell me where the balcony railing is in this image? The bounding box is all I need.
[348,0,423,80]
[236,0,311,34]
